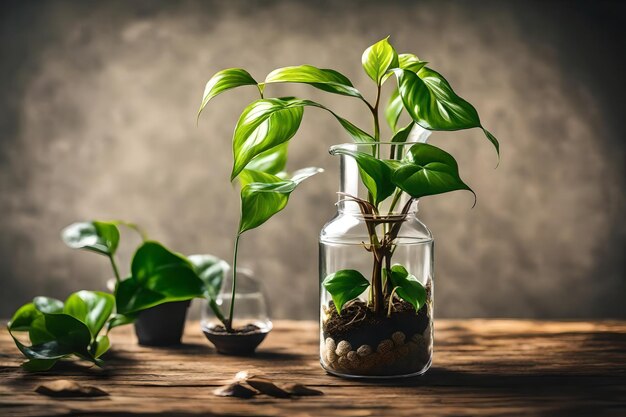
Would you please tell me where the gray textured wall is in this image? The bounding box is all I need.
[1,0,624,319]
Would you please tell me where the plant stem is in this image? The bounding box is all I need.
[373,84,381,141]
[371,252,384,314]
[227,233,241,333]
[387,287,398,317]
[388,189,402,214]
[109,255,121,283]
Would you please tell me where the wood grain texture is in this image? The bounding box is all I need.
[1,320,625,416]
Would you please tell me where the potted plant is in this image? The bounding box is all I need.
[198,36,498,377]
[61,221,228,347]
[198,90,323,354]
[7,220,230,370]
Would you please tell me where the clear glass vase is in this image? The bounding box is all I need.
[319,142,434,379]
[200,268,272,354]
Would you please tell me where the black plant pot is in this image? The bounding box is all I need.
[202,324,271,356]
[134,300,191,346]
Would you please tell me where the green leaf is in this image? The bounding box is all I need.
[385,88,404,132]
[64,291,114,339]
[389,264,427,311]
[61,221,120,256]
[232,98,373,177]
[9,303,42,331]
[244,143,288,175]
[322,269,370,314]
[188,254,229,300]
[329,146,396,206]
[392,143,475,203]
[198,68,258,118]
[239,167,322,234]
[333,115,375,144]
[22,359,59,372]
[391,121,415,144]
[33,297,64,314]
[8,293,108,370]
[231,98,304,180]
[116,242,204,314]
[94,335,110,358]
[239,169,284,188]
[393,67,499,155]
[42,313,92,355]
[362,37,399,84]
[106,313,137,331]
[265,65,363,98]
[28,316,55,345]
[398,53,428,73]
[297,98,375,143]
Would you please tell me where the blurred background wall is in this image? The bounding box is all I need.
[0,0,624,319]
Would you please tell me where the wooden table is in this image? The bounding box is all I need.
[1,320,625,416]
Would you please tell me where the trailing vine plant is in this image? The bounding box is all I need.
[199,36,499,321]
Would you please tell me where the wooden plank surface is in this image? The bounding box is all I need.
[1,320,625,416]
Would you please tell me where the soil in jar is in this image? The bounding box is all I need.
[322,294,432,376]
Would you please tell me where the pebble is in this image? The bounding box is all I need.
[336,340,352,356]
[326,348,338,363]
[377,339,394,354]
[325,338,336,353]
[213,382,257,398]
[392,331,406,346]
[347,351,360,364]
[357,344,373,357]
[338,356,351,369]
[245,376,290,398]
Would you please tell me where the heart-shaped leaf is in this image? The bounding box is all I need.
[231,98,304,180]
[393,68,499,155]
[63,291,114,339]
[392,143,475,203]
[322,269,370,314]
[389,264,427,311]
[362,37,399,84]
[232,98,373,180]
[116,242,205,314]
[238,167,322,234]
[61,221,120,256]
[329,146,396,207]
[198,68,258,117]
[265,65,363,98]
[8,291,116,371]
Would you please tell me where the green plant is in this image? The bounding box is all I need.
[8,220,229,370]
[199,82,326,332]
[198,37,498,317]
[62,221,229,329]
[7,291,114,371]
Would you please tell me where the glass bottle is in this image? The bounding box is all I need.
[319,142,434,378]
